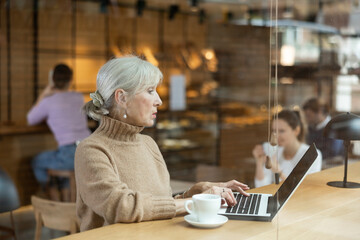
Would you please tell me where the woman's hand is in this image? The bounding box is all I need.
[203,186,237,206]
[253,144,268,182]
[41,84,56,98]
[34,84,56,106]
[185,180,250,207]
[252,144,266,165]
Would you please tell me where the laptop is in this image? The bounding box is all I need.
[218,143,318,221]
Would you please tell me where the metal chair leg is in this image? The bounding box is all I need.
[0,211,17,240]
[10,211,17,240]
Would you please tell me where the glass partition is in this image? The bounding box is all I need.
[0,1,360,235]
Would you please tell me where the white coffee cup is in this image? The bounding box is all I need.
[184,194,221,223]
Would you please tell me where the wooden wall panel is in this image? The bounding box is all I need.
[108,7,135,54]
[0,0,8,123]
[38,11,72,51]
[187,15,207,45]
[137,11,160,51]
[8,8,34,125]
[164,15,185,46]
[76,12,106,55]
[75,57,105,93]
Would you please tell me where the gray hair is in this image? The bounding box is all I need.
[84,55,163,121]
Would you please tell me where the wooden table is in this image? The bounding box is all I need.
[58,162,360,240]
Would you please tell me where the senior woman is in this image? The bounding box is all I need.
[75,55,250,231]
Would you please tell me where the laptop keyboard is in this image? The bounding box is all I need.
[225,193,261,215]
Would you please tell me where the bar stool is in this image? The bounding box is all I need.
[47,169,76,202]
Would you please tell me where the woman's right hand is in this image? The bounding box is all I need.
[184,180,249,207]
[252,144,266,165]
[42,84,55,98]
[34,84,56,106]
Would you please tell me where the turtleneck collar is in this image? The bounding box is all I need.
[96,116,144,142]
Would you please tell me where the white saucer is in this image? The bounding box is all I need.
[184,214,228,229]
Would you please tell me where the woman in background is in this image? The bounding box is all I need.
[253,109,322,188]
[27,64,91,201]
[75,55,250,231]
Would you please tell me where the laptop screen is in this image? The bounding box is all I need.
[273,143,318,212]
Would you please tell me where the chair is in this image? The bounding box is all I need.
[31,195,79,240]
[0,168,20,240]
[47,169,76,202]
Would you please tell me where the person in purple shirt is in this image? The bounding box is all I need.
[27,64,91,200]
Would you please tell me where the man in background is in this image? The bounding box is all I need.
[302,98,344,167]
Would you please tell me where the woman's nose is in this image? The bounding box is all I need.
[154,92,162,107]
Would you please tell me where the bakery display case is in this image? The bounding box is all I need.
[154,109,218,181]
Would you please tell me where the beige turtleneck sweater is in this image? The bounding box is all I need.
[75,116,176,231]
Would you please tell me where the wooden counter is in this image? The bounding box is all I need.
[57,161,360,240]
[0,124,50,136]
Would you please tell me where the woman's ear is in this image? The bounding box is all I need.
[114,89,127,107]
[294,125,301,137]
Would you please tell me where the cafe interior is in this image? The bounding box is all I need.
[0,0,360,239]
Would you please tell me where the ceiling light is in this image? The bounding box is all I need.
[190,0,199,12]
[169,4,179,20]
[199,9,206,24]
[136,0,146,16]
